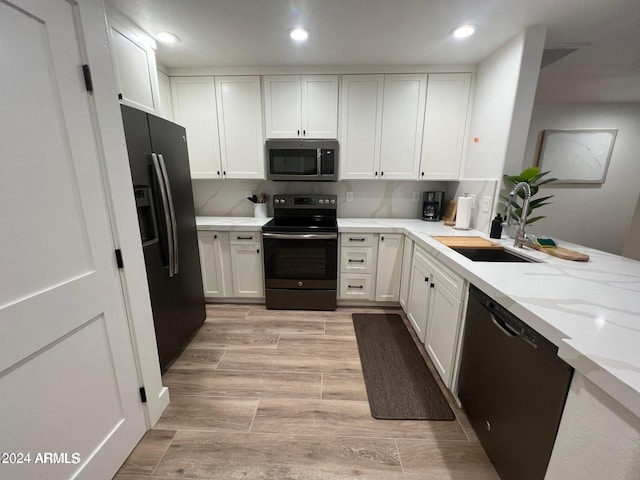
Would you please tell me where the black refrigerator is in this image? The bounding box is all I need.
[121,104,205,372]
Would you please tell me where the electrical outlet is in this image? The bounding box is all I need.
[412,192,420,202]
[346,191,353,202]
[483,196,492,213]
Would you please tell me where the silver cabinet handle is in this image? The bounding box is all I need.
[151,153,174,277]
[262,233,338,240]
[158,154,179,275]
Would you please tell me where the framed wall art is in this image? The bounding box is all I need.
[536,129,617,184]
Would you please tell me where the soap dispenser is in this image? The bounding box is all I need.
[490,214,503,239]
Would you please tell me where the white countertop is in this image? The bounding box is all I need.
[196,216,640,419]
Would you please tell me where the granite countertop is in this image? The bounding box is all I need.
[196,216,640,419]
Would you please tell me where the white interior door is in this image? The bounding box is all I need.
[0,1,146,478]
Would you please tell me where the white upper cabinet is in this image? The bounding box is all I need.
[156,69,174,121]
[108,15,160,113]
[170,76,222,179]
[340,74,427,180]
[419,73,472,180]
[264,75,339,139]
[215,76,265,179]
[339,75,384,180]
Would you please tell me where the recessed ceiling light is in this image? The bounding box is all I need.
[155,31,180,44]
[452,24,476,39]
[289,27,309,41]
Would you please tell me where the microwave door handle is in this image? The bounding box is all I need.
[157,154,179,275]
[317,148,322,176]
[150,153,174,277]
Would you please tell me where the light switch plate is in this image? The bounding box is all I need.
[346,191,353,202]
[483,196,491,212]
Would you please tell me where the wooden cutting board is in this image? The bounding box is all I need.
[433,236,503,249]
[529,244,590,261]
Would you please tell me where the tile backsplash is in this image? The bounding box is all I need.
[192,178,498,233]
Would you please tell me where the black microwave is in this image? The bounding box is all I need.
[266,139,338,181]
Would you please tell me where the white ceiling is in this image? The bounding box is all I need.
[110,0,640,103]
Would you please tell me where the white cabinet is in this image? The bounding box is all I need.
[399,236,414,312]
[215,76,264,179]
[375,234,404,301]
[229,232,264,298]
[406,246,466,388]
[156,69,174,121]
[379,75,427,179]
[406,255,431,341]
[340,74,426,180]
[419,73,472,180]
[263,75,339,139]
[170,76,222,178]
[108,15,160,113]
[197,231,232,297]
[339,75,384,179]
[339,233,376,301]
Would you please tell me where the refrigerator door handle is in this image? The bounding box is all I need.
[151,153,175,277]
[157,153,179,275]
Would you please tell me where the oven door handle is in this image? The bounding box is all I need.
[262,232,338,240]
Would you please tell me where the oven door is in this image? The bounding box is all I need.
[262,232,338,289]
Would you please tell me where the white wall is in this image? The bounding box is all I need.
[463,28,545,180]
[623,194,640,260]
[523,103,640,254]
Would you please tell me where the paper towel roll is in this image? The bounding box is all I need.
[455,196,473,230]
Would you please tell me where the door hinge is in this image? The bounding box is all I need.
[139,387,147,403]
[82,64,93,92]
[115,249,124,269]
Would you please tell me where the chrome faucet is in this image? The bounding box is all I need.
[503,182,535,249]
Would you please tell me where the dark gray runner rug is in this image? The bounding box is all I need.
[352,313,455,420]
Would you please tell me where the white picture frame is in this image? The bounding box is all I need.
[537,129,617,184]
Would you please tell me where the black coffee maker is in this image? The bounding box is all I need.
[421,191,445,221]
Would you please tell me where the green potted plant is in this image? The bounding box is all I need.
[501,166,557,226]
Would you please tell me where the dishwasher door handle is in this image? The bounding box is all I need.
[491,314,521,337]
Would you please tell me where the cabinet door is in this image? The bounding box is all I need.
[379,74,427,180]
[215,76,265,179]
[108,16,159,113]
[197,231,232,297]
[157,69,174,121]
[302,75,338,138]
[170,77,222,178]
[425,281,463,387]
[230,244,264,297]
[375,234,404,302]
[399,236,414,312]
[406,259,431,342]
[419,73,472,180]
[263,75,301,138]
[340,75,384,180]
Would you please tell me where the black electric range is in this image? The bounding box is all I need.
[261,194,338,310]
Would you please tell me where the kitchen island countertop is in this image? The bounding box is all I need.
[196,216,640,421]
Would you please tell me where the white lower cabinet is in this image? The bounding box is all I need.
[198,230,264,299]
[399,236,414,312]
[375,234,404,301]
[229,232,264,298]
[339,233,403,302]
[406,246,466,388]
[197,231,232,297]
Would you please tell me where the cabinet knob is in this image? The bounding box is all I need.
[297,129,300,136]
[303,129,306,136]
[424,277,428,282]
[381,171,384,176]
[381,236,384,241]
[217,171,221,176]
[214,234,217,239]
[375,171,378,176]
[430,283,435,288]
[421,172,425,177]
[257,249,260,254]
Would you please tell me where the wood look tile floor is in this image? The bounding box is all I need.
[114,305,499,480]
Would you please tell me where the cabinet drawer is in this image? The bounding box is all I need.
[414,246,465,299]
[341,247,374,273]
[230,232,260,245]
[341,233,375,247]
[339,274,373,300]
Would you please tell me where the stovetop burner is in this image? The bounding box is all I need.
[262,194,338,233]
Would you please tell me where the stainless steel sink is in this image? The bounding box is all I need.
[451,247,540,263]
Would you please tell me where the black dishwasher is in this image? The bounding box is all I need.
[458,285,573,480]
